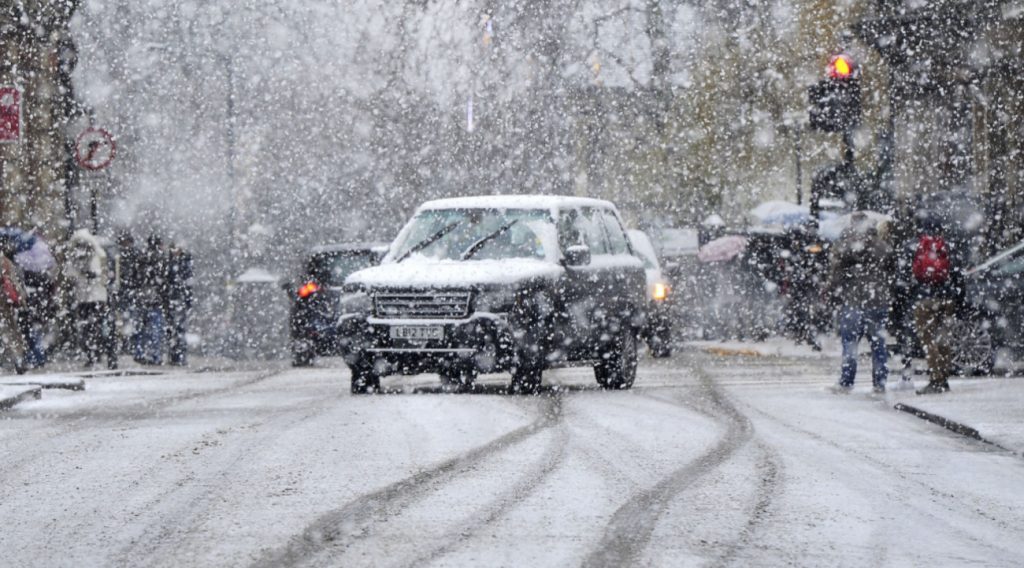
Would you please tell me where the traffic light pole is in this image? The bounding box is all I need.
[842,129,855,167]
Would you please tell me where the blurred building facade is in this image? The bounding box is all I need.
[0,0,79,240]
[857,0,1024,249]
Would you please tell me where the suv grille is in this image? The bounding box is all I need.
[374,291,472,319]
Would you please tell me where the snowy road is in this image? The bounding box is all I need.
[2,350,1023,567]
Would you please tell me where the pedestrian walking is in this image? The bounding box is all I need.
[66,229,111,367]
[114,231,142,355]
[828,212,894,394]
[888,218,919,391]
[1,236,28,374]
[164,242,193,366]
[134,234,167,365]
[910,216,964,394]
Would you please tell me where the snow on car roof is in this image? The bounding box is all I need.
[419,194,616,213]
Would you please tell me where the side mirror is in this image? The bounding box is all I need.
[564,245,591,267]
[280,281,293,293]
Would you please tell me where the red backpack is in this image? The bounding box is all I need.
[912,235,951,285]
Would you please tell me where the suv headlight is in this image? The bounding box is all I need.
[476,289,517,313]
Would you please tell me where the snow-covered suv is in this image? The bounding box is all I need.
[338,195,647,393]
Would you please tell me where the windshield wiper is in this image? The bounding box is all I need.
[462,220,519,260]
[396,221,461,262]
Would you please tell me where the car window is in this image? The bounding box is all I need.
[578,207,610,255]
[994,256,1024,277]
[310,252,377,285]
[390,208,553,262]
[600,210,630,255]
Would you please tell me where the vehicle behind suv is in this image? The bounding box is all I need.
[627,229,673,358]
[287,243,386,366]
[338,195,646,393]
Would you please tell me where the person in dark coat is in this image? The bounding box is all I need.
[164,242,193,366]
[134,234,167,365]
[114,231,142,355]
[828,212,894,393]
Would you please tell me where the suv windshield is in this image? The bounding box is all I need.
[390,208,554,262]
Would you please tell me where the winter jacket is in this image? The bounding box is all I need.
[67,230,109,305]
[165,249,194,310]
[829,223,894,311]
[136,244,168,309]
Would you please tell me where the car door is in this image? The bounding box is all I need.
[554,206,611,358]
[988,252,1024,349]
[596,208,646,329]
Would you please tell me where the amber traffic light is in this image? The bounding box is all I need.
[827,54,856,80]
[809,53,862,132]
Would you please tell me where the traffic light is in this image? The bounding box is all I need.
[808,53,861,132]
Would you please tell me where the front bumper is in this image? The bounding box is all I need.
[339,313,517,375]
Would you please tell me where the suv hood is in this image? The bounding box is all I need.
[346,258,563,289]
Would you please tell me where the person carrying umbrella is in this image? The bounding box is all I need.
[13,230,56,369]
[66,229,112,367]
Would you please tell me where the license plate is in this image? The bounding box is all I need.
[390,325,444,341]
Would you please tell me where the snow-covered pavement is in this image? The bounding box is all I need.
[1,347,1022,567]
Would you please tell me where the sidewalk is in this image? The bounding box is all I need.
[691,337,1024,456]
[890,377,1024,455]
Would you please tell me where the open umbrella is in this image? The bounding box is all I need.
[818,211,892,242]
[15,236,56,273]
[1,227,56,273]
[698,235,749,263]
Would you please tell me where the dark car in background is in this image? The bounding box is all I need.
[287,243,386,366]
[955,240,1024,375]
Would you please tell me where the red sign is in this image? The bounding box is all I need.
[0,86,21,143]
[75,127,117,171]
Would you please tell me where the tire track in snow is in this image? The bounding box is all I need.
[709,441,782,567]
[249,392,564,568]
[582,362,778,567]
[110,398,340,565]
[411,388,708,567]
[399,419,570,567]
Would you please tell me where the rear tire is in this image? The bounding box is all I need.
[648,330,672,358]
[595,329,638,389]
[510,364,542,394]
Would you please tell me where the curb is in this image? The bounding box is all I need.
[0,378,85,391]
[0,385,43,411]
[894,402,1012,453]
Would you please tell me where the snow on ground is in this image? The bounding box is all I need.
[1,349,1023,567]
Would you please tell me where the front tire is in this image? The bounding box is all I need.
[350,363,380,394]
[595,329,638,389]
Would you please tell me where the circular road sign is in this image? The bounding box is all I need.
[75,127,117,171]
